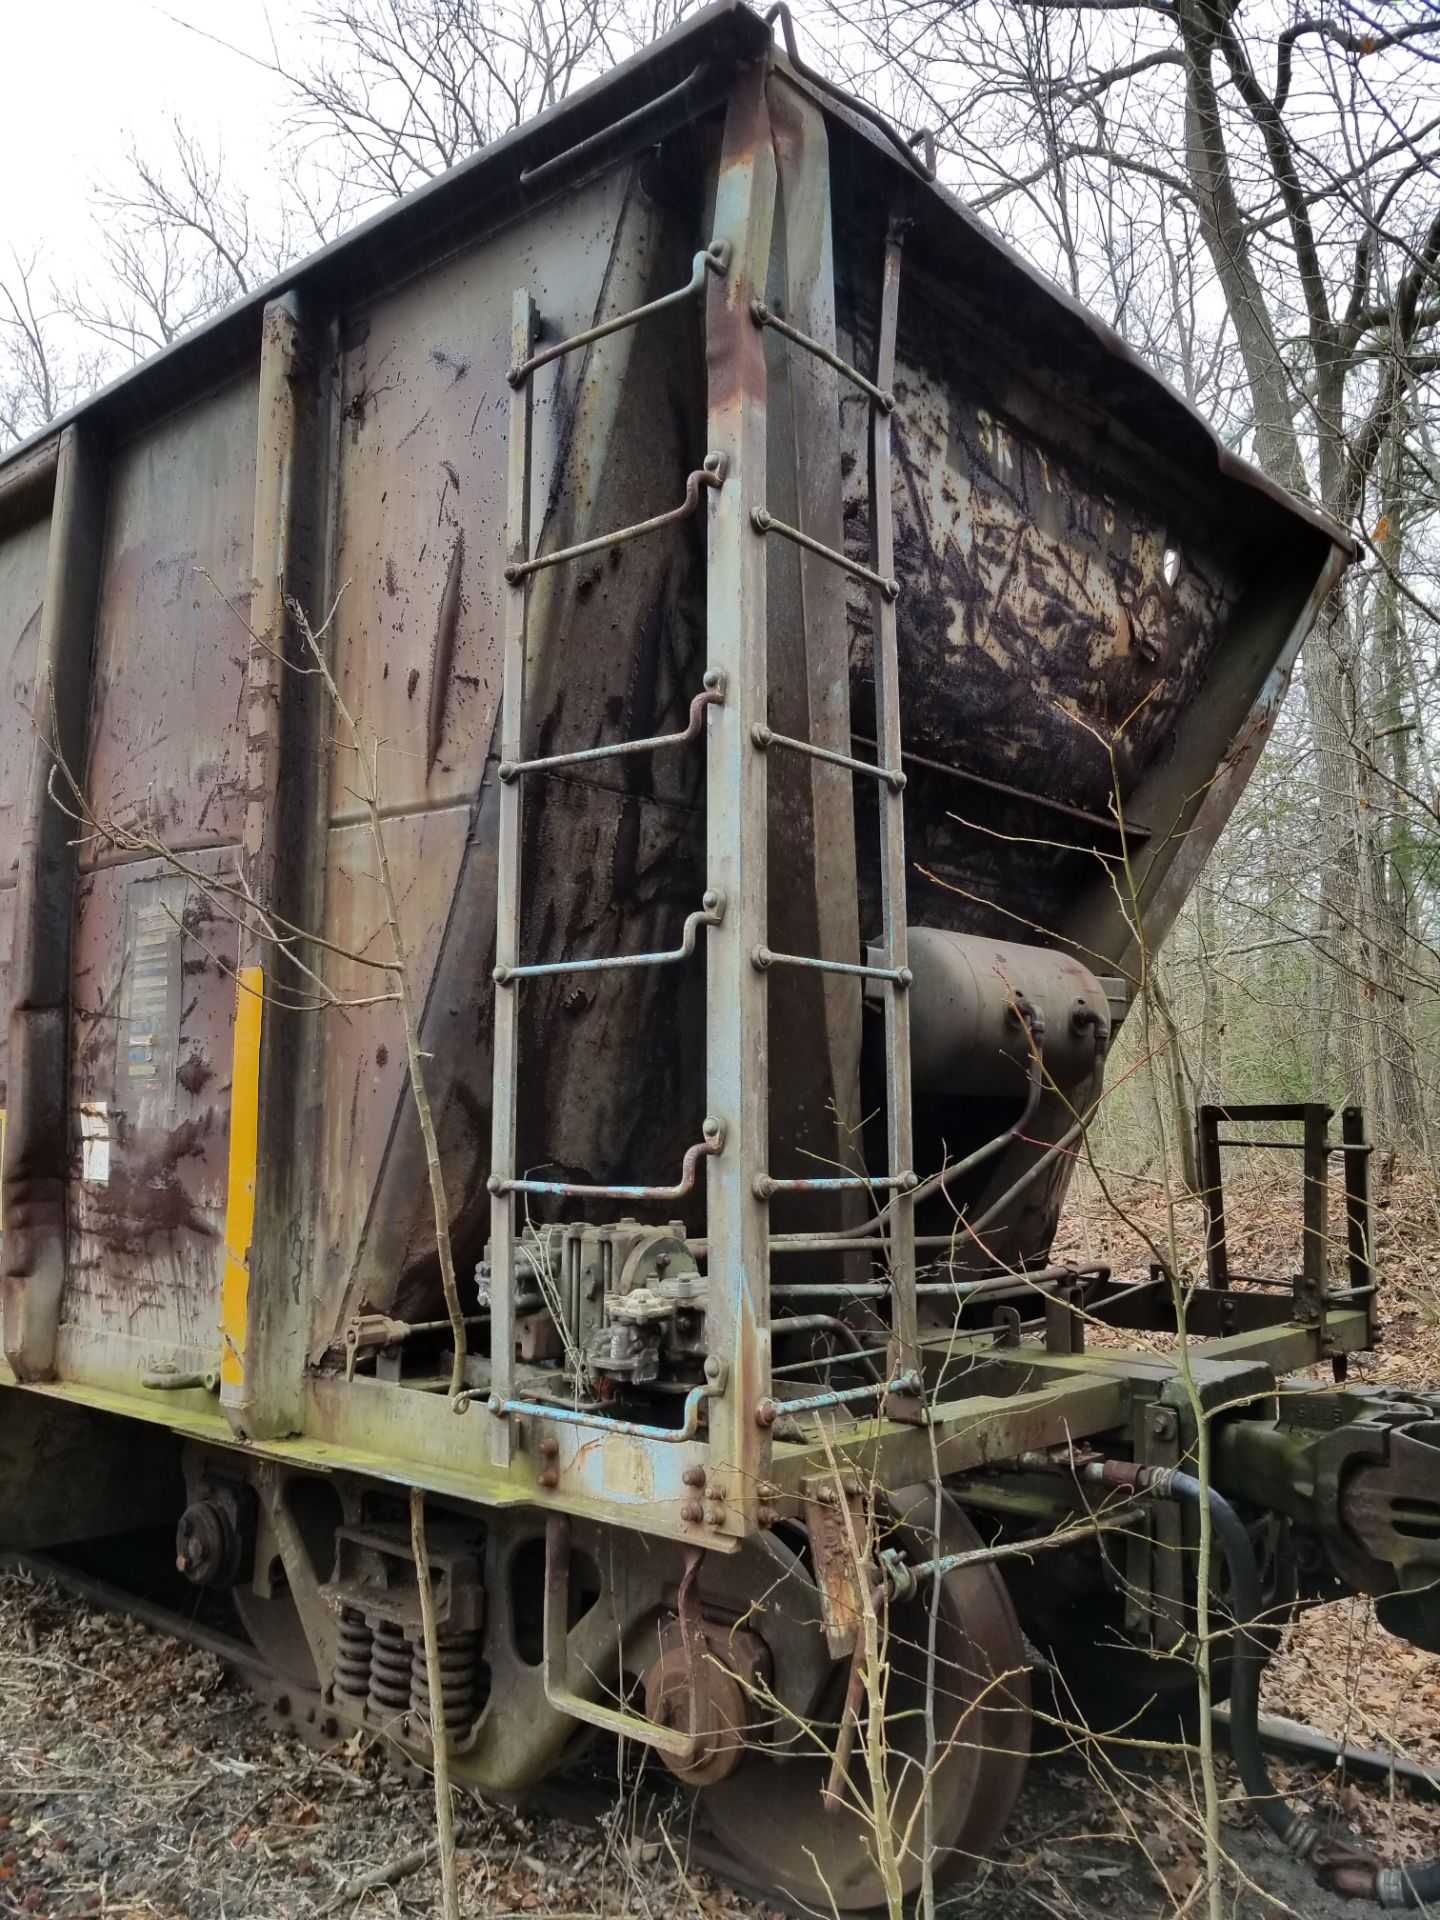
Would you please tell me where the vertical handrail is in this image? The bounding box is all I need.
[705,62,778,1527]
[489,290,536,1466]
[1301,1101,1330,1342]
[1197,1104,1228,1287]
[870,220,920,1404]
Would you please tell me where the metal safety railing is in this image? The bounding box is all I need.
[487,245,732,1460]
[745,218,923,1402]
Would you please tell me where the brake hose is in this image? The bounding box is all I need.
[1093,1463,1440,1908]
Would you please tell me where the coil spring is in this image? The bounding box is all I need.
[334,1607,373,1699]
[411,1630,480,1736]
[369,1618,414,1713]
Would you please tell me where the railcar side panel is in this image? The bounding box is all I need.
[0,516,49,1141]
[62,379,259,1372]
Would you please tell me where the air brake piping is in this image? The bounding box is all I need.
[1085,1460,1440,1909]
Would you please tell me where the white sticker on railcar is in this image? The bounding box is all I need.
[80,1102,110,1183]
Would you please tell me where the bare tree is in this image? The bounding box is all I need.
[826,0,1440,1146]
[0,252,106,445]
[272,0,696,203]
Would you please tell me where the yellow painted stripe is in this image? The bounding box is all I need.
[220,967,264,1391]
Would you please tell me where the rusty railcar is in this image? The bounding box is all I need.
[2,5,1437,1907]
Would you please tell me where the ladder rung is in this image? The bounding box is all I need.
[494,893,723,984]
[754,1170,917,1198]
[489,1122,724,1201]
[500,675,724,782]
[509,242,728,386]
[751,722,904,790]
[756,1372,921,1424]
[752,945,910,985]
[750,506,898,600]
[749,299,895,412]
[506,457,726,583]
[454,1380,718,1442]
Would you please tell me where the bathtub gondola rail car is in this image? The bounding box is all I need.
[2,4,1438,1908]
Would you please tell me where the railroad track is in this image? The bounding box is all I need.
[10,1543,1438,1919]
[1,1549,813,1914]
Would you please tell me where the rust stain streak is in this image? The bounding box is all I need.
[427,528,464,776]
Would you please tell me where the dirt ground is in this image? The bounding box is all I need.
[1,1168,1436,1920]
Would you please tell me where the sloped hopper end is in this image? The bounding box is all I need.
[876,927,1112,1100]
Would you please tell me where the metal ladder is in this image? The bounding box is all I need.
[486,241,732,1463]
[486,96,920,1484]
[745,217,921,1407]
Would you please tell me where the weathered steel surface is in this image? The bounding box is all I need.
[224,292,333,1442]
[760,73,863,1223]
[0,516,49,1126]
[63,381,258,1361]
[3,428,108,1381]
[313,166,726,1346]
[0,518,48,891]
[80,381,258,856]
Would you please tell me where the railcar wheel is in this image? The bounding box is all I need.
[233,1583,320,1687]
[700,1493,1030,1911]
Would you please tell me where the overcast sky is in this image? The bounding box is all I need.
[2,2,305,275]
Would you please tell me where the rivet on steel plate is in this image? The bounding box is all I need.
[539,1435,560,1458]
[751,945,773,970]
[682,1465,705,1488]
[703,450,729,484]
[753,1173,776,1201]
[537,1468,559,1490]
[681,1503,704,1525]
[751,722,772,750]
